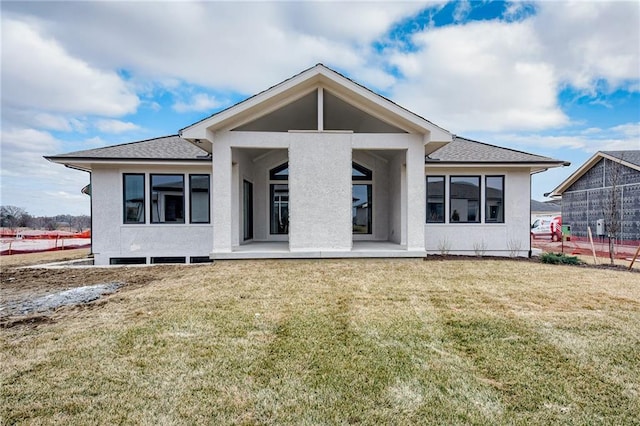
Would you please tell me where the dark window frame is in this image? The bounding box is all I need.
[270,183,289,235]
[426,175,446,223]
[189,174,210,224]
[150,173,185,224]
[352,162,373,181]
[449,175,481,223]
[269,162,289,180]
[485,175,505,224]
[352,162,373,234]
[123,173,145,224]
[110,257,146,265]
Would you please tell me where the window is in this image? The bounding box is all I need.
[189,174,210,223]
[450,176,480,223]
[270,184,289,234]
[151,174,185,223]
[270,163,289,234]
[426,176,445,223]
[110,257,146,265]
[123,174,145,224]
[485,176,504,223]
[352,162,372,234]
[270,163,289,180]
[352,162,372,180]
[243,180,253,240]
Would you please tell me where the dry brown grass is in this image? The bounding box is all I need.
[2,259,639,424]
[0,248,90,268]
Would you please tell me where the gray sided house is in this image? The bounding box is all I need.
[46,64,568,265]
[548,151,640,243]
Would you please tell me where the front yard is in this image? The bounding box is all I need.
[2,259,639,424]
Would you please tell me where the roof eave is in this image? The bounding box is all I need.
[45,156,211,172]
[180,64,453,142]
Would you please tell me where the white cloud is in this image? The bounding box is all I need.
[391,20,568,132]
[95,119,140,134]
[1,2,423,94]
[534,2,640,93]
[484,122,640,154]
[1,18,139,116]
[173,93,225,113]
[453,0,472,22]
[0,127,90,215]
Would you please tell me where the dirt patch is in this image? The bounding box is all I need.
[0,265,176,327]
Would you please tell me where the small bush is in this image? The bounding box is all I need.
[540,252,582,265]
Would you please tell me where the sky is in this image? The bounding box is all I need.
[1,0,639,216]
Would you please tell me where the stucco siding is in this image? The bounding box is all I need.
[90,165,213,265]
[424,168,530,256]
[288,133,352,251]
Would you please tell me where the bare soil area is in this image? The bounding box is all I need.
[0,252,176,326]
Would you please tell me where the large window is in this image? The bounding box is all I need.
[270,184,289,234]
[426,176,445,223]
[123,174,145,224]
[189,174,210,223]
[485,176,504,223]
[270,163,289,234]
[151,174,184,223]
[450,176,480,223]
[352,162,372,234]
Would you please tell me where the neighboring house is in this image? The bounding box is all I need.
[530,199,561,224]
[547,151,640,243]
[46,64,568,265]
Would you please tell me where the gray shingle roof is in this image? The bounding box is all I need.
[427,137,565,164]
[602,150,640,168]
[46,135,209,161]
[531,199,561,212]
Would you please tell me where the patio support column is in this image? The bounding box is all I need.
[212,140,233,253]
[405,142,427,251]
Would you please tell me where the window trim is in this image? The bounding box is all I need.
[485,175,505,224]
[449,175,481,224]
[426,175,446,223]
[150,173,185,224]
[123,173,145,224]
[352,162,373,181]
[269,162,289,180]
[189,174,210,224]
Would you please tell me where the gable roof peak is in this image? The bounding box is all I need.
[180,64,452,142]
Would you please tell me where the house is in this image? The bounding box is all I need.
[530,199,561,224]
[46,64,568,265]
[547,150,640,243]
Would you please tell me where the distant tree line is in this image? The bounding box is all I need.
[0,205,90,232]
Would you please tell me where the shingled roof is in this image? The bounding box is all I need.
[426,137,566,165]
[601,150,640,169]
[46,135,209,162]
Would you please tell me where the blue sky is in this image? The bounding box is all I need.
[1,1,638,216]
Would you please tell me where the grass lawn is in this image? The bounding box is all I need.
[0,248,90,268]
[2,259,639,424]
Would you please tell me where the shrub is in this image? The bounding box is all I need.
[540,252,582,265]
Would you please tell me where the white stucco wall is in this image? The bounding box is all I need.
[424,167,531,257]
[91,165,213,265]
[388,152,404,244]
[288,132,352,251]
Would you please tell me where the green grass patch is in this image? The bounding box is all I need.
[2,259,639,424]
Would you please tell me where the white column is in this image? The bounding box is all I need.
[317,87,324,131]
[288,132,352,251]
[211,138,233,253]
[405,141,427,251]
